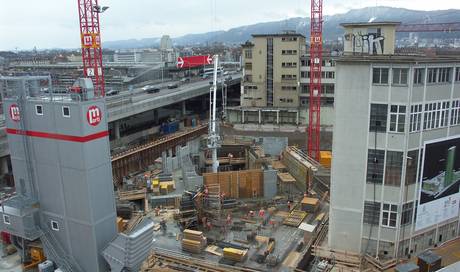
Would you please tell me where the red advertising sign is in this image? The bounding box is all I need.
[87,106,102,126]
[177,55,213,69]
[9,104,20,122]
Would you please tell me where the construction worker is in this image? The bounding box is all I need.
[287,201,292,211]
[249,210,255,218]
[202,217,207,229]
[226,213,232,225]
[259,209,265,218]
[206,221,212,231]
[160,218,167,233]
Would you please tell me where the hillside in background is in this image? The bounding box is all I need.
[103,7,460,49]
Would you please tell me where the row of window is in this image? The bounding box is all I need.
[281,74,297,81]
[3,215,60,231]
[245,62,252,70]
[301,71,335,79]
[279,98,294,103]
[301,59,335,67]
[281,37,298,42]
[370,100,460,134]
[281,50,297,55]
[35,105,70,118]
[363,201,414,228]
[373,67,460,86]
[282,62,297,68]
[301,84,335,94]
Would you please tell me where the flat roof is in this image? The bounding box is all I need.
[337,54,460,64]
[252,33,306,38]
[340,21,401,27]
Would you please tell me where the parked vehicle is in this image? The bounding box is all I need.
[106,89,120,96]
[180,78,190,83]
[160,121,179,134]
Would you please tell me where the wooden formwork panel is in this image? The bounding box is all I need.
[203,169,263,199]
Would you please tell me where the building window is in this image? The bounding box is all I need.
[405,150,419,185]
[51,220,59,231]
[244,85,258,91]
[427,67,451,84]
[372,68,389,84]
[279,98,294,103]
[385,151,403,186]
[281,37,297,42]
[281,50,297,55]
[367,149,385,184]
[410,104,423,132]
[382,203,398,228]
[245,62,252,70]
[244,75,253,82]
[414,68,425,85]
[389,105,406,133]
[401,202,414,226]
[301,71,308,78]
[392,68,408,85]
[3,215,10,225]
[35,105,43,116]
[62,106,70,118]
[455,67,460,82]
[423,101,450,130]
[281,74,297,81]
[439,68,451,83]
[281,86,297,91]
[282,62,297,68]
[321,84,335,94]
[451,100,460,126]
[244,49,252,59]
[363,201,381,225]
[370,104,388,132]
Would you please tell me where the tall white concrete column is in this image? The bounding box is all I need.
[258,110,262,124]
[242,110,245,124]
[296,111,299,125]
[276,110,280,124]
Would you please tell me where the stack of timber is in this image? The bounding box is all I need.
[223,247,248,262]
[283,210,308,227]
[181,229,207,253]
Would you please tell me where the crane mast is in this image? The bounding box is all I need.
[78,0,105,97]
[208,55,220,173]
[308,0,323,161]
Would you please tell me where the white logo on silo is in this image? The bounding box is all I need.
[87,106,102,126]
[9,104,20,122]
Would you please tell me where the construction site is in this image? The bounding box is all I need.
[2,0,460,272]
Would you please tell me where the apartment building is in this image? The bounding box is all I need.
[329,22,460,261]
[227,32,336,128]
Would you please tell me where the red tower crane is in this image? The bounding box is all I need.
[308,0,323,161]
[77,0,105,97]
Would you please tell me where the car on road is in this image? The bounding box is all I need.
[106,89,120,96]
[180,78,191,84]
[142,85,160,93]
[225,75,233,82]
[146,87,160,94]
[167,83,179,89]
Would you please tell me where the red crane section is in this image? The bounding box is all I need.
[78,0,105,97]
[308,0,323,161]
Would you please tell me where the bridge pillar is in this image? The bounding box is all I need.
[242,110,245,124]
[276,110,280,124]
[182,101,187,117]
[153,109,159,124]
[258,110,262,124]
[0,156,9,176]
[114,121,121,140]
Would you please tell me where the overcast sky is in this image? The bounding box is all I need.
[0,0,458,51]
